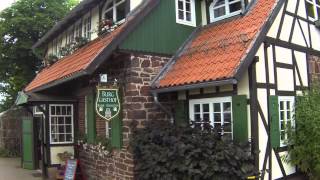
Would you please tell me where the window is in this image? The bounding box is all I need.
[68,28,75,44]
[209,0,243,22]
[189,97,233,138]
[278,97,295,146]
[52,39,58,56]
[75,22,82,38]
[49,105,74,144]
[83,16,91,40]
[103,0,127,24]
[33,105,45,115]
[175,0,196,26]
[306,0,320,20]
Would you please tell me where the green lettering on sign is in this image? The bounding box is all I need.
[96,88,121,121]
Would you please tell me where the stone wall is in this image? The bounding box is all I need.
[309,55,320,83]
[78,52,176,180]
[0,107,26,156]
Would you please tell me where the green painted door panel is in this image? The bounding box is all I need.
[120,0,202,54]
[175,100,188,126]
[22,116,35,170]
[232,95,248,143]
[87,93,96,144]
[269,96,280,148]
[111,115,122,149]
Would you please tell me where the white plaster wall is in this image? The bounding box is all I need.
[311,25,320,51]
[286,0,298,14]
[267,5,282,38]
[130,0,143,10]
[279,15,294,42]
[267,46,275,84]
[50,146,74,165]
[255,45,267,83]
[291,20,309,47]
[272,151,296,179]
[297,0,307,19]
[277,68,294,91]
[294,51,308,87]
[257,88,269,171]
[275,46,292,64]
[237,71,249,97]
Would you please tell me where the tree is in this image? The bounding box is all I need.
[287,85,320,180]
[0,0,79,112]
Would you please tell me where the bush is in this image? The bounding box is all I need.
[287,86,320,180]
[131,120,257,180]
[0,147,18,157]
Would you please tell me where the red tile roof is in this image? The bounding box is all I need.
[25,25,124,92]
[156,0,277,88]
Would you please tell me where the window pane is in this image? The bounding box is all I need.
[230,2,242,13]
[178,10,184,20]
[186,12,191,21]
[280,121,285,131]
[51,117,57,124]
[186,2,191,12]
[51,106,55,115]
[67,106,71,115]
[58,117,64,124]
[286,101,290,110]
[287,110,291,119]
[214,0,225,6]
[224,123,232,133]
[317,7,320,18]
[51,126,57,134]
[56,106,61,115]
[66,134,72,142]
[306,2,315,18]
[65,117,72,125]
[62,106,66,115]
[178,0,183,10]
[213,103,221,112]
[105,10,113,21]
[281,131,285,140]
[316,0,320,5]
[280,101,284,110]
[214,113,221,123]
[223,102,231,112]
[280,111,285,120]
[203,104,209,112]
[214,7,226,17]
[59,134,65,142]
[194,114,201,121]
[116,2,126,22]
[52,134,58,142]
[58,125,65,133]
[66,125,72,133]
[194,104,200,113]
[224,113,232,123]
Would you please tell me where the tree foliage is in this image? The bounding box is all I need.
[0,0,79,111]
[131,120,257,180]
[287,85,320,180]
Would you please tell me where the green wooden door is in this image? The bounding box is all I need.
[22,116,35,170]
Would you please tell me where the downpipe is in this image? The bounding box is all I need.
[151,92,174,123]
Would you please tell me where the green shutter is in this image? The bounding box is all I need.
[111,114,122,149]
[86,93,96,144]
[232,95,248,143]
[175,100,188,126]
[22,116,35,170]
[269,96,280,148]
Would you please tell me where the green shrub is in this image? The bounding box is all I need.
[131,120,257,180]
[0,147,18,157]
[287,86,320,180]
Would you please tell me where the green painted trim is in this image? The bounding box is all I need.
[232,95,248,143]
[120,0,201,54]
[269,96,280,148]
[175,100,188,126]
[111,114,122,149]
[86,93,96,144]
[22,116,35,170]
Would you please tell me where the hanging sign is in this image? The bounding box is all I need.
[96,87,121,121]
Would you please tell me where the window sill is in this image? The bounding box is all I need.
[176,19,196,27]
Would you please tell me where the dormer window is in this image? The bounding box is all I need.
[175,0,196,26]
[103,0,127,24]
[306,0,320,20]
[209,0,243,22]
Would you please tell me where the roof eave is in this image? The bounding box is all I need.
[151,78,238,94]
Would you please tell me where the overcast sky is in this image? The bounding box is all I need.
[0,0,15,12]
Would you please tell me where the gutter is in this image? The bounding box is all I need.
[151,91,174,123]
[151,78,238,94]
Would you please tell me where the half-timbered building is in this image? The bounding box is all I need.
[16,0,320,179]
